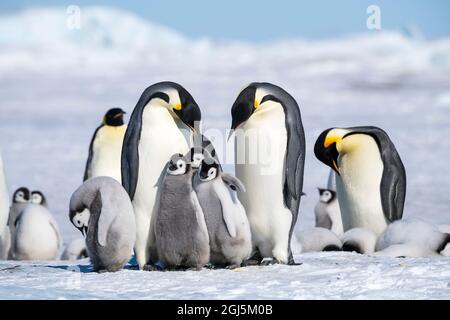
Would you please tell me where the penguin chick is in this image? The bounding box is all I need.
[14,204,61,260]
[374,243,440,258]
[7,187,30,259]
[314,188,343,236]
[61,238,89,261]
[375,219,450,257]
[30,190,48,207]
[340,228,377,254]
[69,176,136,272]
[154,153,210,270]
[297,227,342,253]
[193,156,252,268]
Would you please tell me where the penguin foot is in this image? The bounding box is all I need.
[205,263,217,270]
[287,260,303,266]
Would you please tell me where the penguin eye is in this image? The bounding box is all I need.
[72,216,83,228]
[177,160,185,168]
[208,168,217,178]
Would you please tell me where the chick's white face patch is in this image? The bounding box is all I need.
[31,193,43,204]
[72,208,90,229]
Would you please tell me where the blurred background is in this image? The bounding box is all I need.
[0,1,450,243]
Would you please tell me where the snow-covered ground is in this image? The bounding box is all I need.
[0,6,450,299]
[1,253,450,299]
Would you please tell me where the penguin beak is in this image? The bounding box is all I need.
[227,130,234,141]
[168,161,178,171]
[314,129,341,175]
[230,86,257,141]
[172,102,201,133]
[81,226,88,237]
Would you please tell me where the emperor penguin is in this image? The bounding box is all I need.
[229,82,305,265]
[121,82,202,270]
[193,156,252,268]
[69,177,136,272]
[31,190,48,207]
[375,219,450,258]
[14,202,61,260]
[154,153,210,270]
[0,154,10,260]
[314,170,343,235]
[61,238,88,261]
[84,108,127,183]
[7,187,30,259]
[314,126,406,235]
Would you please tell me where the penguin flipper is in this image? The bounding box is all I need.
[121,109,142,200]
[349,126,406,222]
[93,191,113,247]
[213,181,237,238]
[83,125,102,182]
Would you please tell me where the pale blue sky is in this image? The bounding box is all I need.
[1,0,450,41]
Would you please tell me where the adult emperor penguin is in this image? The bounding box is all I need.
[229,82,305,265]
[314,126,406,235]
[84,108,127,183]
[14,202,61,260]
[0,154,10,260]
[121,82,201,270]
[193,156,252,268]
[7,187,30,259]
[70,177,136,272]
[154,154,210,270]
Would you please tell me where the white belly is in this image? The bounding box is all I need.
[336,138,387,235]
[91,125,126,183]
[133,106,191,224]
[234,103,292,260]
[15,205,59,260]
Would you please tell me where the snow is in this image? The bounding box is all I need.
[1,253,450,299]
[0,6,450,299]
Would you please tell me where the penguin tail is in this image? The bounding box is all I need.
[342,241,363,254]
[322,244,342,252]
[437,233,450,254]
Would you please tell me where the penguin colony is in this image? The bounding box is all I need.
[0,81,449,273]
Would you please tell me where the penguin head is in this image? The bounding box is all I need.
[144,82,201,131]
[198,158,220,182]
[318,188,336,204]
[167,153,191,175]
[314,128,352,175]
[315,127,385,175]
[229,82,290,138]
[103,108,126,126]
[31,190,47,206]
[69,208,90,237]
[13,187,30,204]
